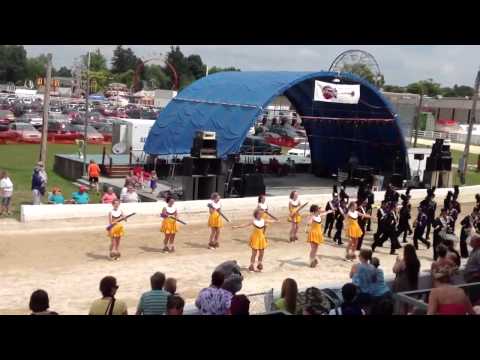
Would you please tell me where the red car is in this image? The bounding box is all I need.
[8,123,41,143]
[47,123,82,142]
[0,109,15,129]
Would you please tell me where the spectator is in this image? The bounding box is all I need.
[0,170,13,216]
[370,258,392,300]
[87,160,101,194]
[166,295,185,315]
[164,278,177,295]
[393,244,421,293]
[48,187,65,204]
[35,161,48,185]
[89,276,128,315]
[136,272,170,315]
[303,305,319,315]
[29,289,58,315]
[370,297,394,315]
[431,244,457,287]
[101,187,118,204]
[70,186,90,204]
[350,249,376,306]
[215,260,244,295]
[274,278,298,314]
[195,271,233,315]
[329,283,365,315]
[229,294,250,315]
[464,234,480,305]
[443,239,461,267]
[427,266,475,315]
[120,185,139,203]
[31,167,46,205]
[149,170,158,194]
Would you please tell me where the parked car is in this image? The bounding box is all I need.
[47,122,81,142]
[8,122,41,143]
[48,113,69,124]
[287,142,311,157]
[71,124,104,143]
[17,113,43,127]
[240,136,282,155]
[0,109,15,130]
[95,123,113,142]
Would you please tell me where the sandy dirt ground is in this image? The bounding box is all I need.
[0,203,474,315]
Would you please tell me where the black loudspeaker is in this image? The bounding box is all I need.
[439,156,452,171]
[390,173,403,188]
[414,153,425,161]
[182,157,225,176]
[426,156,437,171]
[216,175,226,197]
[442,144,450,153]
[183,157,194,176]
[242,174,265,197]
[198,176,217,199]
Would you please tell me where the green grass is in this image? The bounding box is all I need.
[0,143,109,219]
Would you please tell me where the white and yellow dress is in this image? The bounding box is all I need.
[346,210,363,238]
[258,202,269,220]
[249,218,268,250]
[288,199,302,224]
[308,215,324,245]
[161,205,179,234]
[108,208,125,238]
[208,200,223,228]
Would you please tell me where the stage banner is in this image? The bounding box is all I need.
[313,80,360,104]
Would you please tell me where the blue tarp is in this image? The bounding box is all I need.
[144,71,409,178]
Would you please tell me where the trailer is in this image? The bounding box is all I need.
[111,118,155,157]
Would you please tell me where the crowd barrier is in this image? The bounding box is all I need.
[20,184,480,223]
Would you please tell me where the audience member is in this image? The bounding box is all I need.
[427,266,475,315]
[195,271,233,315]
[89,276,128,315]
[136,272,170,315]
[166,295,185,315]
[431,244,457,287]
[120,185,139,203]
[70,186,90,204]
[48,187,65,204]
[392,244,420,292]
[164,278,177,295]
[101,187,118,204]
[274,278,298,314]
[229,294,250,315]
[29,289,58,315]
[443,239,461,267]
[31,167,46,205]
[464,234,480,305]
[370,296,394,315]
[329,283,364,315]
[350,249,376,306]
[370,257,392,300]
[0,170,13,216]
[215,260,244,295]
[87,160,101,194]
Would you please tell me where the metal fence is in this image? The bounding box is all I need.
[412,129,480,146]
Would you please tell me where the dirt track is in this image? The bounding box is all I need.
[0,203,474,315]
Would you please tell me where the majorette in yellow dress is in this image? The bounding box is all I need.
[308,215,325,245]
[161,205,179,234]
[288,199,302,224]
[108,209,125,238]
[249,218,268,250]
[208,200,224,228]
[346,210,363,238]
[259,202,269,220]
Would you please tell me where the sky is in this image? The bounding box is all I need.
[23,45,480,87]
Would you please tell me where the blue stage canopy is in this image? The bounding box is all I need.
[144,71,409,178]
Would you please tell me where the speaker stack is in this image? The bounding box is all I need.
[423,138,453,188]
[191,131,217,158]
[241,173,266,197]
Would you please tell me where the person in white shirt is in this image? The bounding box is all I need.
[120,185,139,203]
[345,202,371,261]
[0,170,13,216]
[160,197,180,253]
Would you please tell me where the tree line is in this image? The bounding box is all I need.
[0,45,240,92]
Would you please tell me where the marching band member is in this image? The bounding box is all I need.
[160,197,179,253]
[233,209,278,272]
[412,207,431,250]
[373,203,401,255]
[107,199,125,260]
[356,198,368,251]
[288,191,303,243]
[207,192,224,250]
[420,187,437,241]
[324,186,339,238]
[305,205,333,268]
[397,188,413,244]
[345,201,371,261]
[372,201,388,249]
[432,208,451,260]
[333,198,347,245]
[460,207,479,259]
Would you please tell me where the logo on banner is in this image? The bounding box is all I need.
[314,80,360,104]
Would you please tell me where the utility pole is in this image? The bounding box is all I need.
[460,68,480,184]
[82,52,91,177]
[39,54,52,165]
[412,92,423,148]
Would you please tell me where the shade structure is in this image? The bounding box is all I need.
[144,71,409,178]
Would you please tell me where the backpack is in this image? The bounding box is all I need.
[295,287,333,315]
